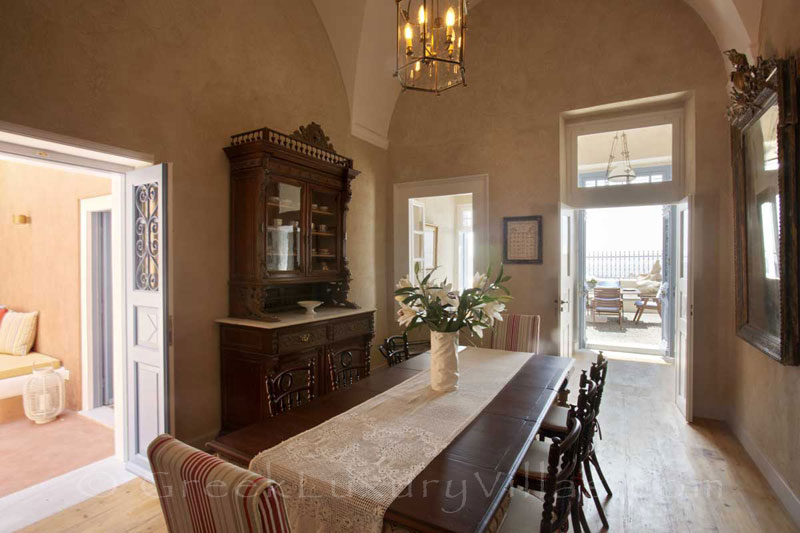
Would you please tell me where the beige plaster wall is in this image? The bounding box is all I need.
[0,160,111,410]
[727,0,800,501]
[388,0,734,417]
[0,0,389,444]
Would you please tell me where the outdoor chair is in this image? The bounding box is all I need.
[592,286,624,326]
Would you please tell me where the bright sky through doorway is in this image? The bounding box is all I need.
[586,206,663,253]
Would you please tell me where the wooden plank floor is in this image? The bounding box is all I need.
[23,350,797,532]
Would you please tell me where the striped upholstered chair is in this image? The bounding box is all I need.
[147,434,290,532]
[491,314,541,354]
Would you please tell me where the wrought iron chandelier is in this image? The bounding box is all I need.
[395,0,467,94]
[605,131,637,183]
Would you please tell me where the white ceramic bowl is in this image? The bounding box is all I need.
[297,300,324,315]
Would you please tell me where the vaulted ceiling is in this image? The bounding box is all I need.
[312,0,761,150]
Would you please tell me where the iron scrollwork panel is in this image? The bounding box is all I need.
[134,183,160,291]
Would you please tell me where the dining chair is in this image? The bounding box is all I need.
[501,410,582,533]
[378,333,430,366]
[491,314,541,354]
[266,358,316,416]
[586,353,613,508]
[327,347,370,391]
[147,434,290,533]
[593,287,624,326]
[538,355,612,529]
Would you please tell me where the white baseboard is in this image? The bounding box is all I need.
[0,456,134,531]
[730,421,800,529]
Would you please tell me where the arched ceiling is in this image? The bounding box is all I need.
[312,0,760,150]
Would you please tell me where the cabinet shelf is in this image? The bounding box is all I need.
[312,254,337,258]
[267,202,301,210]
[312,209,335,216]
[311,231,336,237]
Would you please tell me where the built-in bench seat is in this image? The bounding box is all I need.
[0,352,68,404]
[0,352,61,380]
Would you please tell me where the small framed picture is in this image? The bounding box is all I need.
[503,216,542,264]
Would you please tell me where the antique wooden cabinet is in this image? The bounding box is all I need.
[224,122,360,317]
[217,310,374,432]
[219,123,374,432]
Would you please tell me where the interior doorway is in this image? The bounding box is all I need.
[0,121,169,530]
[408,193,473,289]
[81,196,115,428]
[579,205,668,356]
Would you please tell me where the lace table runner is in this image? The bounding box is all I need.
[249,348,533,532]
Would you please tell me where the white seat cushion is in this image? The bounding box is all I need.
[516,440,550,480]
[541,404,569,432]
[499,487,545,532]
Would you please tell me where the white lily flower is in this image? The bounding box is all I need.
[473,272,488,289]
[397,303,419,327]
[396,277,413,290]
[483,301,506,325]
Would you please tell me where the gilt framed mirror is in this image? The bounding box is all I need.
[730,55,799,365]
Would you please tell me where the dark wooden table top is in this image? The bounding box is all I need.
[207,350,572,532]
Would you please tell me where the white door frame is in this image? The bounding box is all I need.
[0,121,156,463]
[560,95,695,419]
[559,204,576,357]
[393,175,489,290]
[674,196,694,421]
[79,195,115,425]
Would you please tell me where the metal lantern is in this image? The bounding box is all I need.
[396,0,467,94]
[23,367,65,424]
[605,131,637,184]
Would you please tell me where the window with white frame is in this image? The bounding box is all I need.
[565,106,685,207]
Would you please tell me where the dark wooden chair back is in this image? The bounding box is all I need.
[378,333,430,366]
[589,351,609,416]
[266,358,315,416]
[575,371,600,462]
[328,348,370,391]
[540,408,582,533]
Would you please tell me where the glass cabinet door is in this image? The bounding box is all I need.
[310,189,339,274]
[265,180,303,273]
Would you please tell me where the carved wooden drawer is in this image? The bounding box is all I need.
[278,325,327,352]
[331,317,373,341]
[220,325,265,352]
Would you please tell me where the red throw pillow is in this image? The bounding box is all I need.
[0,308,7,326]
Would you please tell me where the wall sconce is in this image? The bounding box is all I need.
[12,215,30,225]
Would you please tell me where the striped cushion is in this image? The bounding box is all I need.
[491,314,540,354]
[148,434,290,533]
[0,311,39,356]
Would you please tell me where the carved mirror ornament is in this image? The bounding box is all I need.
[729,51,800,365]
[291,122,335,152]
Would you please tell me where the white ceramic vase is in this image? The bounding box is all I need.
[430,331,459,392]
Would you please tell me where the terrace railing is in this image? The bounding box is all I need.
[586,250,661,280]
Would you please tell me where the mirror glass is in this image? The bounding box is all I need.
[744,98,780,337]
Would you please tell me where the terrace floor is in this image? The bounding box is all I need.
[586,311,663,351]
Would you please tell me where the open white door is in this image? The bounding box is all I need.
[124,163,170,476]
[559,205,576,357]
[409,199,426,277]
[674,196,693,420]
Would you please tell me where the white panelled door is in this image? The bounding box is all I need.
[674,196,693,421]
[125,164,169,476]
[560,205,575,357]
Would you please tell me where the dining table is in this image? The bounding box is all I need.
[207,348,573,533]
